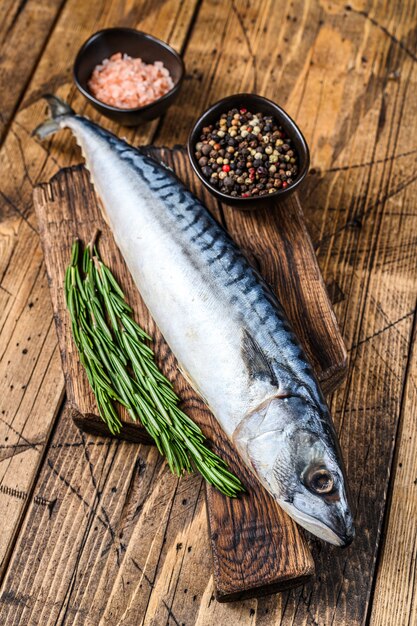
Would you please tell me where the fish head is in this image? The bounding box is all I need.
[233,394,354,547]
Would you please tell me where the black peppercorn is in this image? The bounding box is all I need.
[202,166,212,177]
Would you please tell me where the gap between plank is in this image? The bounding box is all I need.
[0,389,66,585]
[151,0,203,145]
[365,295,417,626]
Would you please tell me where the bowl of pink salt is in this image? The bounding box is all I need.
[74,28,185,126]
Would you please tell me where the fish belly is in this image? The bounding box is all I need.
[72,122,263,435]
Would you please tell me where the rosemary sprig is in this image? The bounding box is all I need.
[65,239,243,497]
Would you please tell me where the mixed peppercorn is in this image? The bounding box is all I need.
[194,108,299,198]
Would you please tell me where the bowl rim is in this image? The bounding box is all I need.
[73,27,185,114]
[187,93,310,204]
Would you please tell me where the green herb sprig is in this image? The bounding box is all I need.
[65,239,243,497]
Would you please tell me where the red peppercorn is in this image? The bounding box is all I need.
[222,164,231,172]
[240,108,247,114]
[241,193,249,198]
[282,181,288,188]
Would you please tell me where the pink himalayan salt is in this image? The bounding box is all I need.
[88,52,174,109]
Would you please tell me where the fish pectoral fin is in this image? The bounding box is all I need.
[241,328,278,386]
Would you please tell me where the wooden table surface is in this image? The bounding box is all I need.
[0,1,416,624]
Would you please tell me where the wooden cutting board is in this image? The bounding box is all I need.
[33,146,347,602]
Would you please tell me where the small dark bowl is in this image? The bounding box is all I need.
[73,28,185,126]
[187,93,310,209]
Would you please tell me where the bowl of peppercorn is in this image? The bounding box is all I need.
[187,93,310,209]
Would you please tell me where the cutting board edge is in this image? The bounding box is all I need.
[214,573,313,603]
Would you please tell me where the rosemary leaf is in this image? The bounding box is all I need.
[65,239,244,498]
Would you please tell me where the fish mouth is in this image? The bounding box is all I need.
[322,523,354,548]
[306,518,353,547]
[279,501,355,547]
[303,514,355,547]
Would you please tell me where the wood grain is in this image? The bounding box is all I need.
[33,138,350,598]
[34,166,153,445]
[0,0,199,579]
[0,0,66,143]
[369,317,417,626]
[1,0,417,623]
[161,148,344,600]
[156,1,417,623]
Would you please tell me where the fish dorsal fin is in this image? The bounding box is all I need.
[158,159,174,173]
[241,329,278,386]
[139,147,174,173]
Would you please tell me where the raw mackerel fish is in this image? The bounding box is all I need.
[36,95,354,546]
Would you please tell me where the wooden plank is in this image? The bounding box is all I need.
[33,166,153,445]
[161,148,343,600]
[0,0,67,144]
[155,0,417,624]
[0,0,199,578]
[0,217,66,576]
[1,0,417,624]
[0,402,208,625]
[33,139,347,599]
[369,321,417,626]
[279,9,417,626]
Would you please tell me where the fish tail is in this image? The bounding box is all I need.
[32,94,75,140]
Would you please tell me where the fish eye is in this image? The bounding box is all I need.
[304,466,334,495]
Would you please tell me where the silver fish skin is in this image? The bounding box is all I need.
[35,96,354,547]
